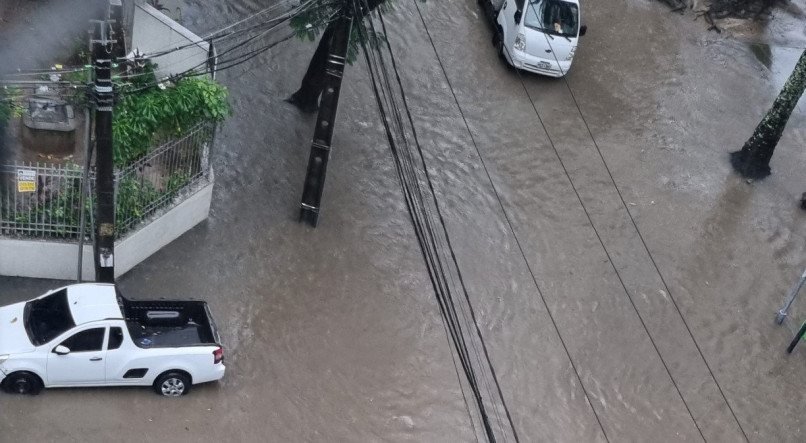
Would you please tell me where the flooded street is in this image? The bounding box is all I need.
[3,0,806,441]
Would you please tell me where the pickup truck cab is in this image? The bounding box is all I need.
[484,0,587,77]
[0,283,224,397]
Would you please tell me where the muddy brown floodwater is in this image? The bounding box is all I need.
[3,0,806,441]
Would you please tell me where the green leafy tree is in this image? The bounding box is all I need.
[731,49,806,179]
[114,67,230,166]
[286,0,389,112]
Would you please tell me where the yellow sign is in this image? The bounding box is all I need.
[17,169,36,193]
[18,181,36,192]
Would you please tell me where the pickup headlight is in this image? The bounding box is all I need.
[514,34,526,52]
[566,46,576,61]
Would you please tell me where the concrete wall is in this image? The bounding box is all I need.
[0,180,213,281]
[121,0,141,53]
[131,3,208,79]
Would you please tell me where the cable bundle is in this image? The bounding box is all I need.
[352,2,518,441]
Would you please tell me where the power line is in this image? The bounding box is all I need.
[2,0,318,80]
[373,7,515,442]
[201,0,300,40]
[2,66,89,77]
[129,0,302,60]
[355,1,520,440]
[353,9,497,441]
[359,14,503,442]
[116,0,321,83]
[4,0,316,93]
[410,1,612,441]
[116,25,311,96]
[496,15,711,440]
[524,3,749,440]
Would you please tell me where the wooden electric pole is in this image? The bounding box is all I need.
[91,19,116,283]
[298,14,353,227]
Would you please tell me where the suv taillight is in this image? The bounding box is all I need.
[213,346,224,364]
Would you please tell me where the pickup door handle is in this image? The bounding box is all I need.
[90,357,103,361]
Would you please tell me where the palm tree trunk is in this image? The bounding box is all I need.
[731,49,806,179]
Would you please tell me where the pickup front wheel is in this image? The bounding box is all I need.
[493,28,506,62]
[154,371,192,397]
[2,372,43,395]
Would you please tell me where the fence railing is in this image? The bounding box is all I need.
[0,121,214,241]
[0,162,90,238]
[115,122,213,235]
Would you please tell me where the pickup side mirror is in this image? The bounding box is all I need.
[514,10,522,24]
[579,25,587,37]
[53,345,70,355]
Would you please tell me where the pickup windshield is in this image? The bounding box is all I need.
[524,0,579,38]
[24,289,75,346]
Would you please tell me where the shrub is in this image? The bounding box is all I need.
[113,72,229,166]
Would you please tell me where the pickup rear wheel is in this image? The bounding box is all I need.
[154,371,191,397]
[2,372,43,395]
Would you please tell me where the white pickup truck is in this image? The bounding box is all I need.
[0,283,225,397]
[482,0,587,77]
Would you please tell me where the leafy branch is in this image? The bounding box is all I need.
[113,65,230,166]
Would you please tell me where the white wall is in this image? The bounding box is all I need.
[0,180,213,281]
[131,3,209,79]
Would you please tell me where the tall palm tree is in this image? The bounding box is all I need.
[731,49,806,179]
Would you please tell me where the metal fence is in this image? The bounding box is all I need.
[0,162,90,238]
[115,122,213,235]
[776,269,806,354]
[0,121,214,240]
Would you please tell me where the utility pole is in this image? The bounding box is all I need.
[77,29,94,282]
[298,14,353,227]
[91,19,116,283]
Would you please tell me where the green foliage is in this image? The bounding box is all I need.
[13,169,195,238]
[290,7,334,42]
[165,170,191,195]
[0,95,10,135]
[113,68,230,166]
[289,0,396,64]
[115,170,194,234]
[61,67,91,85]
[59,67,93,107]
[65,35,91,66]
[347,25,387,64]
[0,86,24,121]
[116,176,159,223]
[36,183,91,235]
[0,87,23,145]
[17,166,92,236]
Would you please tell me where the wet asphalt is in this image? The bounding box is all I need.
[3,0,806,441]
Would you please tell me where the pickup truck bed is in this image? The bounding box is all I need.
[121,298,219,348]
